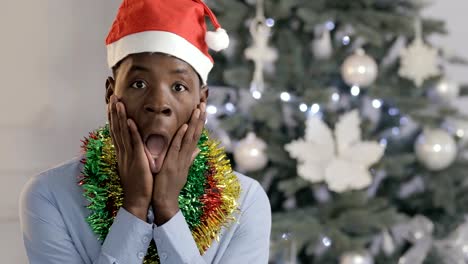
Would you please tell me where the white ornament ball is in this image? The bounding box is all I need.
[233,132,268,172]
[341,49,378,87]
[340,251,374,264]
[431,78,460,103]
[415,129,457,171]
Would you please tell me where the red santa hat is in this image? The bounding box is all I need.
[105,0,229,84]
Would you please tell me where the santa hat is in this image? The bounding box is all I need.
[105,0,229,84]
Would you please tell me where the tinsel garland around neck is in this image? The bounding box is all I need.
[79,123,241,263]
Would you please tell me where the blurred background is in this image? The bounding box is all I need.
[0,0,467,263]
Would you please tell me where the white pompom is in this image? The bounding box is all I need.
[205,28,229,52]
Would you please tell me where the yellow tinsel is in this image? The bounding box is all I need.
[192,140,241,252]
[94,127,241,257]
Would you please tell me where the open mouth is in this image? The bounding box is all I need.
[146,134,167,157]
[144,134,169,173]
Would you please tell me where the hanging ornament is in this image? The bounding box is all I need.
[399,19,440,87]
[285,110,385,192]
[340,251,374,264]
[415,129,457,171]
[233,132,268,172]
[429,77,460,103]
[244,0,278,97]
[311,23,333,60]
[341,49,378,87]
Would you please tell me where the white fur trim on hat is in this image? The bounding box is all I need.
[107,31,213,84]
[205,28,229,52]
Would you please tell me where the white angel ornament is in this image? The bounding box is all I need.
[285,110,385,192]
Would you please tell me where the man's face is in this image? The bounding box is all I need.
[105,52,208,171]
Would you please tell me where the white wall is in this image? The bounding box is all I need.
[0,0,466,262]
[424,0,468,84]
[0,1,120,262]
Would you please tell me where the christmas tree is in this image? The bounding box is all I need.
[205,0,468,263]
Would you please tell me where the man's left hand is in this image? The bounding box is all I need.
[152,102,206,225]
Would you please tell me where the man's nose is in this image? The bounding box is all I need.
[143,90,172,116]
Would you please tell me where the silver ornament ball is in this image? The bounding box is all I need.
[341,49,378,87]
[233,132,268,172]
[431,78,460,103]
[340,251,374,264]
[415,129,457,171]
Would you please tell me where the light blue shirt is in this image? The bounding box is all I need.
[19,156,271,263]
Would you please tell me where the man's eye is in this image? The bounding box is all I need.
[131,80,147,89]
[173,84,187,92]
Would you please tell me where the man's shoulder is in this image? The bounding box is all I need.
[20,155,84,203]
[233,171,270,210]
[233,171,261,191]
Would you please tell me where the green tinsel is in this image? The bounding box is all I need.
[80,124,211,263]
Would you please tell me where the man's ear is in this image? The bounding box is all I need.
[105,77,115,104]
[200,85,209,103]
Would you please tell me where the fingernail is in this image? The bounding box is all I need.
[127,119,131,127]
[195,109,200,119]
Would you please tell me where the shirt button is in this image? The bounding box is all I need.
[137,252,145,259]
[155,238,162,244]
[142,236,150,243]
[160,252,168,260]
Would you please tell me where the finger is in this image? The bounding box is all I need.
[181,108,200,154]
[109,95,123,157]
[115,103,128,154]
[194,102,206,141]
[127,118,145,154]
[128,118,155,174]
[117,102,132,154]
[167,124,188,159]
[143,146,157,174]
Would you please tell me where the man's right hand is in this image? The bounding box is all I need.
[109,94,153,221]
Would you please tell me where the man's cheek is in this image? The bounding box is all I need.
[127,107,138,120]
[190,104,198,117]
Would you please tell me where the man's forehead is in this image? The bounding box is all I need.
[118,53,194,75]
